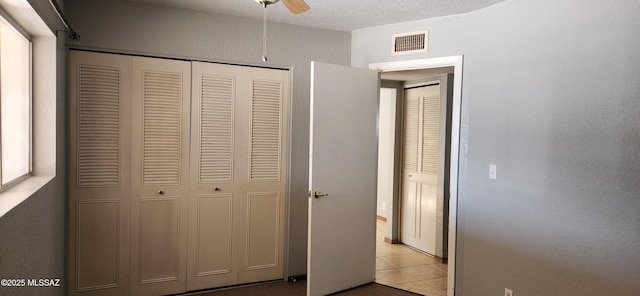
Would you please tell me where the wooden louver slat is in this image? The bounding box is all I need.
[421,96,440,174]
[249,80,282,181]
[142,71,183,185]
[199,75,234,183]
[77,65,121,187]
[403,96,419,172]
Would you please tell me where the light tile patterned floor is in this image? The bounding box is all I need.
[375,219,448,296]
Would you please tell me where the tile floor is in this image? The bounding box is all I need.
[375,219,448,296]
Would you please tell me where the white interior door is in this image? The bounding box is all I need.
[401,85,441,255]
[307,62,379,296]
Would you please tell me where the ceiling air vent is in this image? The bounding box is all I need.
[392,30,428,55]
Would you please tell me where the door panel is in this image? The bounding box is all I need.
[307,62,379,296]
[193,194,233,276]
[400,180,419,245]
[139,71,184,185]
[420,179,438,252]
[237,66,289,284]
[401,85,441,255]
[403,96,419,171]
[245,192,281,269]
[68,51,131,296]
[248,79,284,182]
[75,64,124,188]
[76,201,120,290]
[197,74,235,183]
[188,62,242,290]
[131,57,191,296]
[138,198,181,283]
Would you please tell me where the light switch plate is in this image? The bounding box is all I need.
[489,164,497,180]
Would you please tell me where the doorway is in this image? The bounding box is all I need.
[370,56,463,296]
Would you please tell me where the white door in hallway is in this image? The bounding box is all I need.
[307,61,379,296]
[401,84,442,255]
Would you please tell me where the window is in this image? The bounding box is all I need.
[0,0,56,218]
[0,14,31,189]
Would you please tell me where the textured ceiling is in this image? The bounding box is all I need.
[125,0,506,31]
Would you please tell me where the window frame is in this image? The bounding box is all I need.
[0,11,34,192]
[0,0,57,219]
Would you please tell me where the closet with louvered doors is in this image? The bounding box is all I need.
[187,62,289,290]
[69,51,192,296]
[69,50,289,296]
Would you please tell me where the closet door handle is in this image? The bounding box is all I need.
[214,187,221,191]
[158,190,165,195]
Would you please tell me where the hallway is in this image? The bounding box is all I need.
[375,219,448,295]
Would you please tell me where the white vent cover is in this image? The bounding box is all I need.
[392,30,428,55]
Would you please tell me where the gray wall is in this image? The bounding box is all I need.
[0,1,66,296]
[354,0,640,295]
[65,0,351,277]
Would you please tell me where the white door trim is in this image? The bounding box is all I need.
[369,55,463,296]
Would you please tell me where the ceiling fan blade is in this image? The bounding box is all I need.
[281,0,310,14]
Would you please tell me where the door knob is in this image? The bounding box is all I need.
[158,190,164,195]
[313,190,329,199]
[214,187,220,191]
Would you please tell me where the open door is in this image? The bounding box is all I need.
[307,62,380,296]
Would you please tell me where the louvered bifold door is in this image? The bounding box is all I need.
[400,94,421,249]
[187,62,243,290]
[418,94,441,255]
[68,51,132,296]
[400,85,441,255]
[237,67,289,284]
[130,57,191,296]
